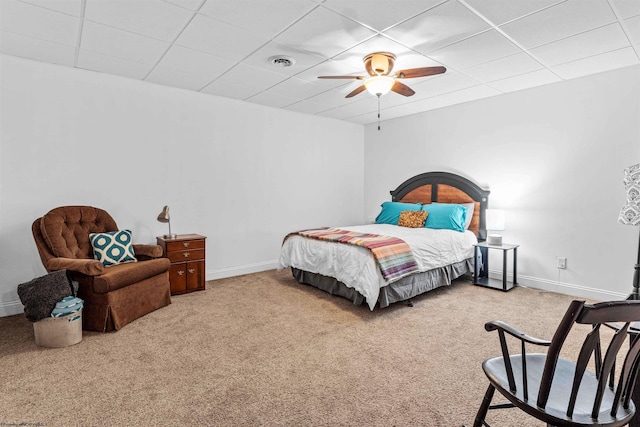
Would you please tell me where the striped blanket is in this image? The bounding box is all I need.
[286,227,418,282]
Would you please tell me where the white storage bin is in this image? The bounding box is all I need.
[33,310,82,348]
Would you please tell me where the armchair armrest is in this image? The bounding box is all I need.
[485,320,551,346]
[47,257,104,276]
[132,244,163,259]
[485,320,552,396]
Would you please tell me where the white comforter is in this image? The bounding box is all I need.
[278,224,478,310]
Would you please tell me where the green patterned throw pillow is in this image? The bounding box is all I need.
[89,230,137,267]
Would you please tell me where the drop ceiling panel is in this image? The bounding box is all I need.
[84,0,194,42]
[305,85,361,110]
[200,80,260,100]
[613,0,640,20]
[434,84,502,106]
[175,14,268,60]
[385,0,490,54]
[625,15,640,46]
[490,68,561,92]
[165,0,204,11]
[464,52,543,83]
[552,47,640,79]
[1,0,638,125]
[81,21,169,64]
[20,0,82,16]
[77,49,153,79]
[284,100,331,115]
[410,72,479,98]
[146,66,213,91]
[402,84,501,114]
[1,0,79,46]
[322,0,445,32]
[246,91,298,108]
[530,23,630,66]
[318,98,377,120]
[265,77,332,100]
[462,0,564,26]
[199,0,316,38]
[157,45,235,81]
[346,114,376,125]
[429,29,520,69]
[202,62,288,95]
[500,0,618,49]
[274,6,376,58]
[0,30,76,66]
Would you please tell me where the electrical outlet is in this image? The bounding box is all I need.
[557,257,567,269]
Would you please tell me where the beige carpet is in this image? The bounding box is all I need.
[0,269,595,426]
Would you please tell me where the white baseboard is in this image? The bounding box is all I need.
[206,260,279,281]
[0,300,24,317]
[488,270,627,301]
[0,261,281,318]
[1,266,626,318]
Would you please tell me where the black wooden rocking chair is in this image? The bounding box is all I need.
[473,300,640,427]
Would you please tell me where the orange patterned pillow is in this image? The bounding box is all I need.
[398,210,428,228]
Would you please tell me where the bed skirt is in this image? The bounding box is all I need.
[291,258,473,309]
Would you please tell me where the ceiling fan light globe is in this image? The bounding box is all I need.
[364,76,394,96]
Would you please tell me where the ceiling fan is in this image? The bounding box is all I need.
[318,52,446,98]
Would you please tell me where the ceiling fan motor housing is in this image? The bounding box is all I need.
[364,52,396,76]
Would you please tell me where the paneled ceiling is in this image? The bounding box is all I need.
[1,0,639,124]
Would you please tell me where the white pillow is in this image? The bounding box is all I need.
[462,203,475,230]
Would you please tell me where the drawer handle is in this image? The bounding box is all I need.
[183,242,190,248]
[183,252,190,258]
[177,270,184,276]
[188,268,195,274]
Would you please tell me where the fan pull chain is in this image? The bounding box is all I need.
[377,94,381,131]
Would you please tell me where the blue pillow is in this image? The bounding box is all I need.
[423,203,467,232]
[432,202,475,230]
[375,202,422,225]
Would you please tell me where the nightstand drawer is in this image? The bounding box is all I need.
[166,248,204,263]
[166,239,205,252]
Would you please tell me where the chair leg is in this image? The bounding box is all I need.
[473,384,495,427]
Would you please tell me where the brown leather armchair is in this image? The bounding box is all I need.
[32,206,171,332]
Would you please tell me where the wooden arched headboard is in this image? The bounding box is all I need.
[390,171,490,240]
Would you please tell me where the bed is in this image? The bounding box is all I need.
[279,171,490,309]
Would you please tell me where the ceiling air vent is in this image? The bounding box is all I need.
[268,55,296,67]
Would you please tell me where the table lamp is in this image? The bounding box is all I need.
[486,209,505,246]
[157,205,177,239]
[619,163,640,300]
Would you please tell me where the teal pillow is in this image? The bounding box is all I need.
[375,202,422,225]
[89,229,137,267]
[432,202,474,230]
[423,203,467,232]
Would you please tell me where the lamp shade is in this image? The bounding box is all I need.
[157,205,170,223]
[486,209,506,231]
[619,163,640,226]
[364,75,394,96]
[157,205,176,238]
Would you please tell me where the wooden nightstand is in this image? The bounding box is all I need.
[157,234,206,295]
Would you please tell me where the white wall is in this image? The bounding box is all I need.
[0,55,364,316]
[364,65,640,300]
